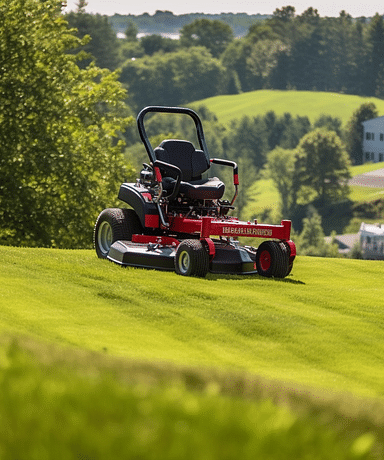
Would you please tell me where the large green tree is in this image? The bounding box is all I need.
[296,128,351,204]
[0,0,134,248]
[120,47,227,110]
[180,18,234,58]
[65,10,120,70]
[344,102,378,165]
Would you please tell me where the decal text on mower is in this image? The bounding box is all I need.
[222,226,273,237]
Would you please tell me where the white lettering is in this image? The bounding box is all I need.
[222,226,273,237]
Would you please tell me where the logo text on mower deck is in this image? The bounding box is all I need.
[222,226,273,237]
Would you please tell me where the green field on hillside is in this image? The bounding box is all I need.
[193,90,384,126]
[1,246,384,458]
[1,248,384,389]
[2,246,384,395]
[242,162,384,225]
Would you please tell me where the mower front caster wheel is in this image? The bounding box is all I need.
[175,240,209,277]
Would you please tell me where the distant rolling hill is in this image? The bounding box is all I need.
[193,90,384,126]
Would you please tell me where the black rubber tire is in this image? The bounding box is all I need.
[281,241,294,277]
[174,239,209,277]
[94,208,142,259]
[255,241,290,278]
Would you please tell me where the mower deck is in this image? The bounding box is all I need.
[108,239,258,275]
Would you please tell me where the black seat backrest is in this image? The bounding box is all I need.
[154,140,210,181]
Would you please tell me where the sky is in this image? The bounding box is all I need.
[63,1,383,18]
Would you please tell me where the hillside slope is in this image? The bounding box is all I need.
[193,90,384,126]
[1,245,384,398]
[1,246,384,458]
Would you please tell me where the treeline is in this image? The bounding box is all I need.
[65,6,384,111]
[109,11,268,37]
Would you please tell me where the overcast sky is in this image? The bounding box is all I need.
[63,1,383,18]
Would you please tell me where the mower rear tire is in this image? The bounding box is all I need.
[175,239,209,277]
[94,208,142,259]
[256,241,290,278]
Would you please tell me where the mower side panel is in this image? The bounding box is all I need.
[210,245,257,274]
[118,183,160,229]
[108,240,175,270]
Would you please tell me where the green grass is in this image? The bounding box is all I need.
[1,246,384,458]
[349,186,384,203]
[2,246,384,396]
[351,161,384,177]
[193,90,384,126]
[242,178,281,222]
[241,162,384,224]
[1,337,379,460]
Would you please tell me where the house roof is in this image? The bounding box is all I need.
[362,115,384,125]
[324,233,359,250]
[360,222,384,235]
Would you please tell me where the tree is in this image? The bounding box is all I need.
[246,39,289,89]
[125,21,138,42]
[76,0,88,13]
[344,102,378,165]
[221,39,252,92]
[180,18,234,58]
[266,147,301,217]
[140,34,179,56]
[120,47,227,110]
[65,11,120,70]
[271,6,296,22]
[314,115,342,137]
[0,0,134,248]
[296,128,351,204]
[224,116,269,170]
[366,14,384,96]
[296,208,336,256]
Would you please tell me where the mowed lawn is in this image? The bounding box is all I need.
[1,245,384,398]
[1,246,384,458]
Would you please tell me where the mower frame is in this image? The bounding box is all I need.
[94,106,296,278]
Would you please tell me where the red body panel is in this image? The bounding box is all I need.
[165,215,292,241]
[132,234,179,246]
[145,214,160,228]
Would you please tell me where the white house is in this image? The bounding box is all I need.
[362,116,384,163]
[359,222,384,260]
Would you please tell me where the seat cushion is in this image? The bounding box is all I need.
[163,176,225,200]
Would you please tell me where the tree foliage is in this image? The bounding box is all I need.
[180,18,234,58]
[120,47,227,110]
[0,0,134,248]
[266,128,351,221]
[296,208,339,257]
[296,129,351,204]
[267,148,301,217]
[65,10,120,70]
[344,102,379,165]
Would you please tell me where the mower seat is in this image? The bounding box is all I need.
[154,140,225,200]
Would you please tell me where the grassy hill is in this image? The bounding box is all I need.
[193,90,384,126]
[1,246,384,457]
[242,162,384,228]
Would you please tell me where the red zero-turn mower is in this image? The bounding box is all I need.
[94,106,296,278]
